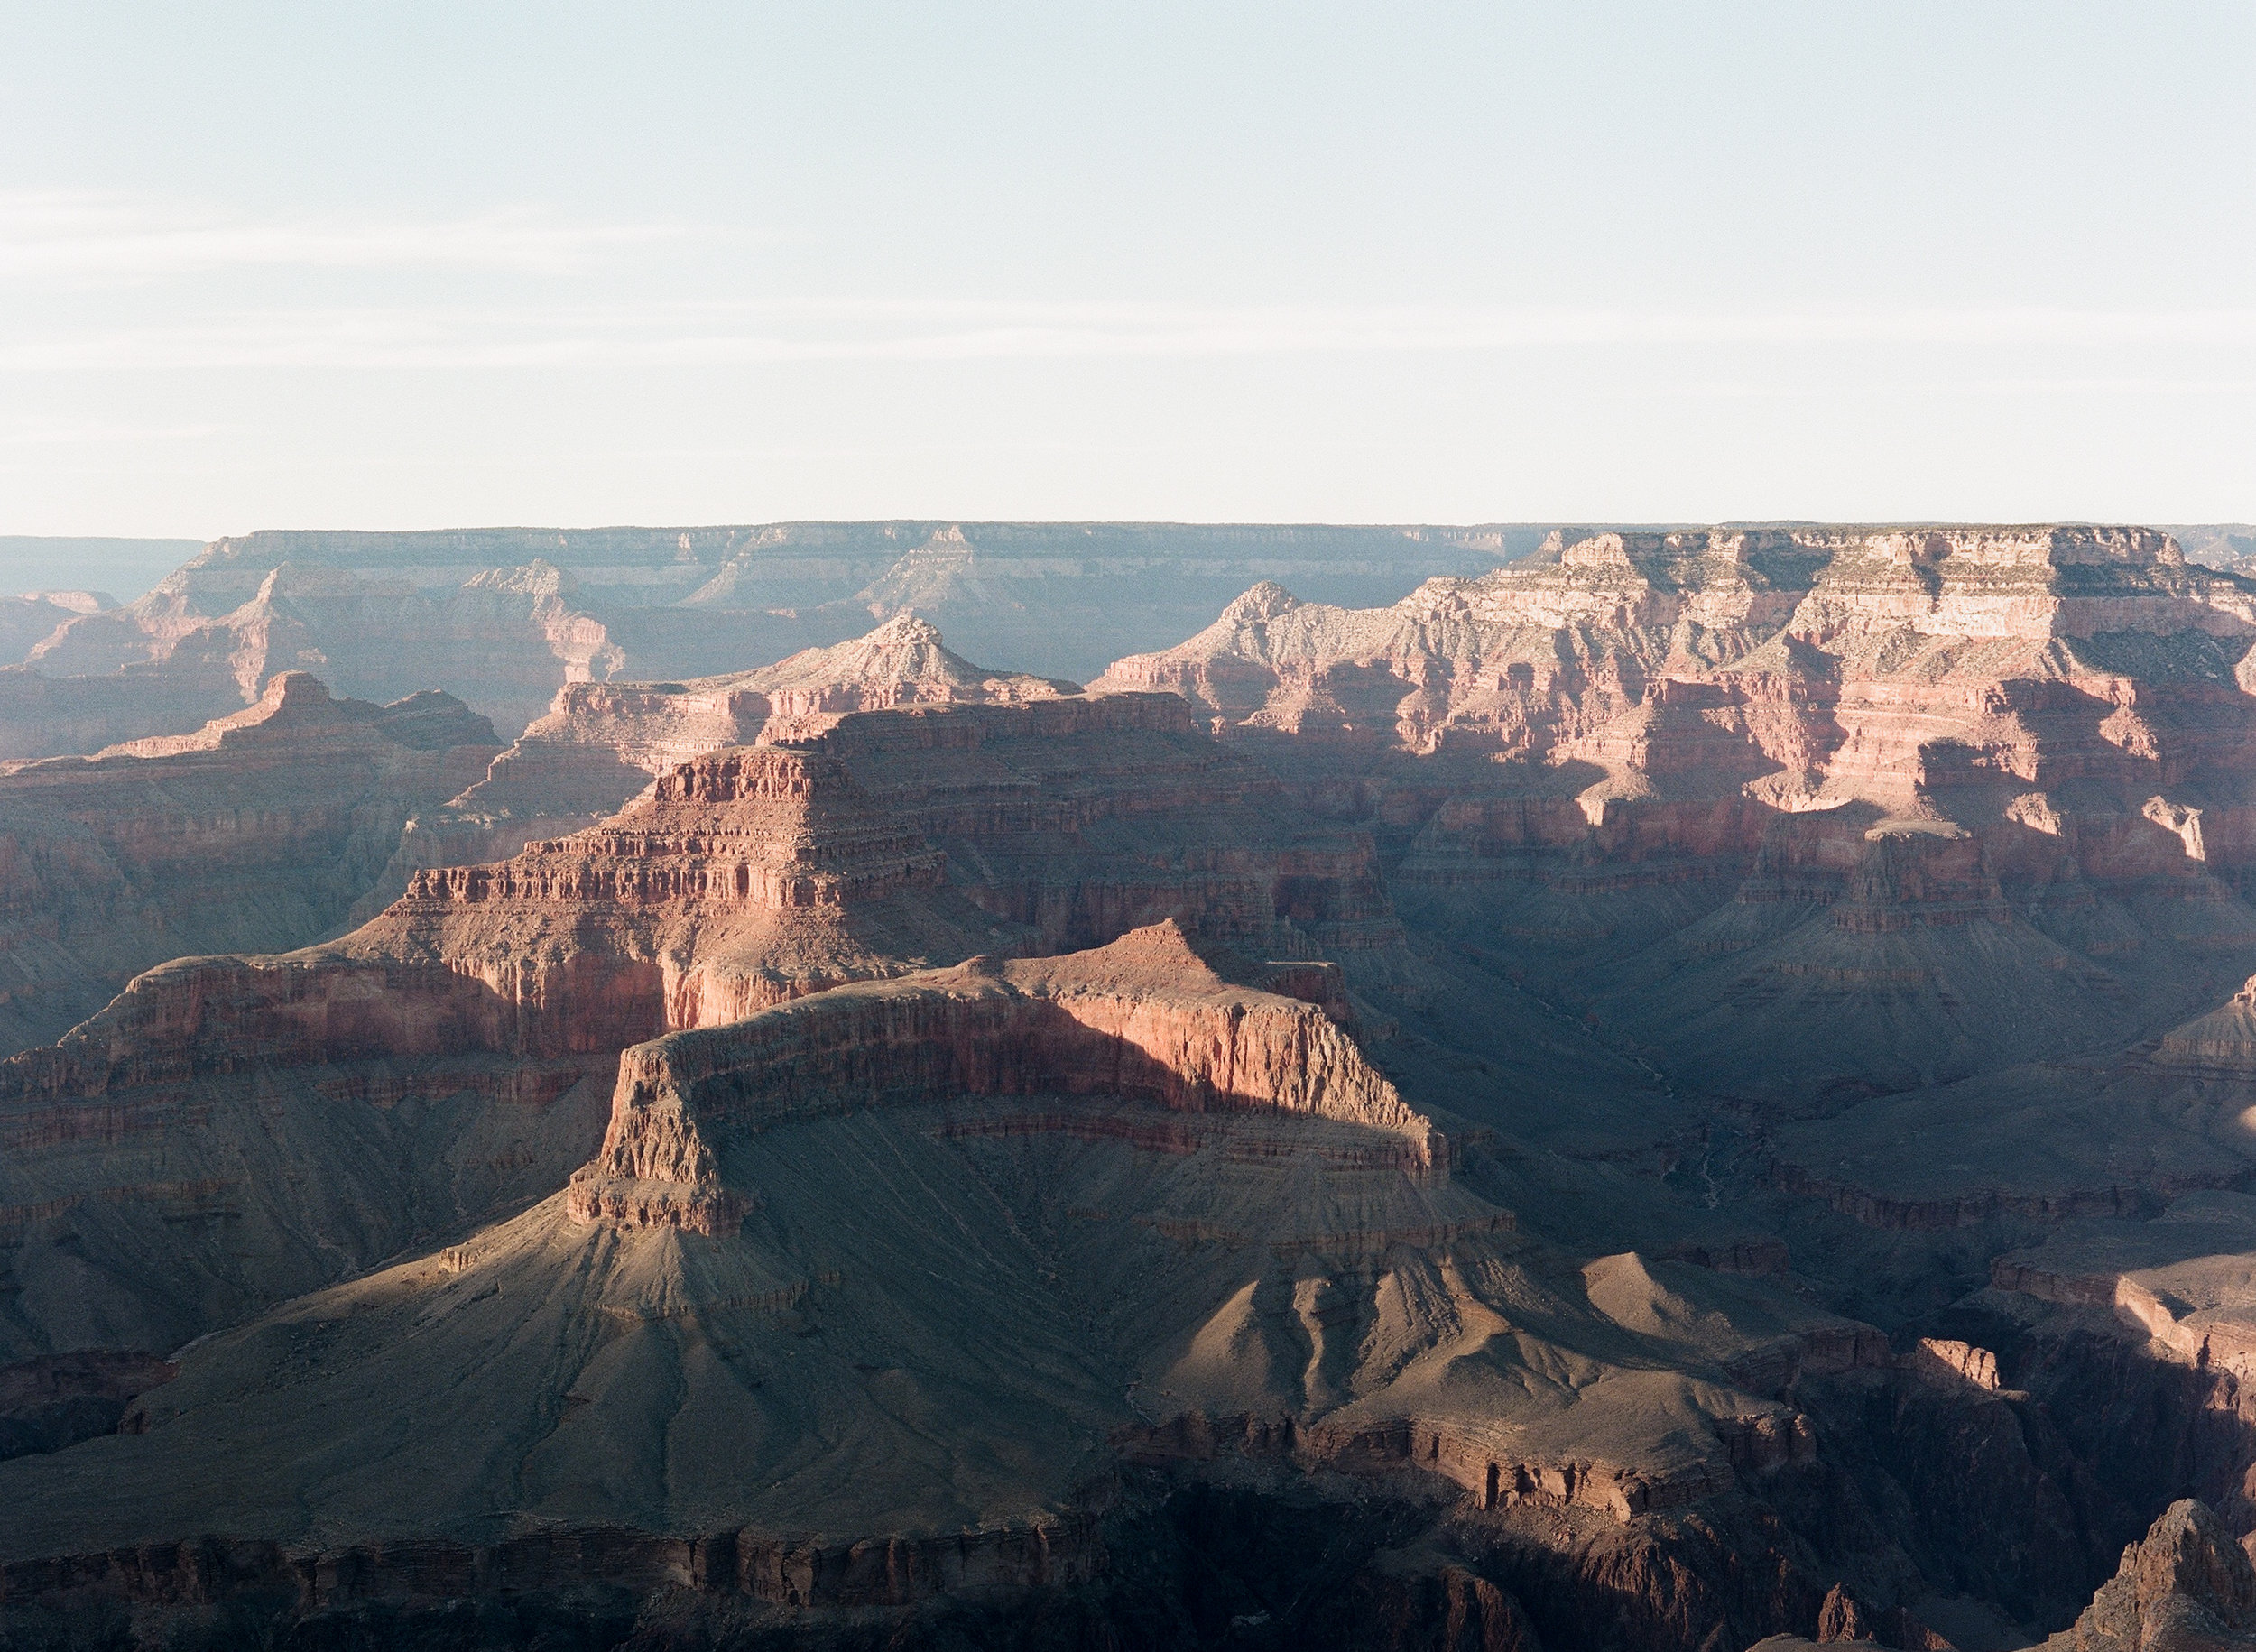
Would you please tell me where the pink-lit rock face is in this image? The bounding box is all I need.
[567,920,1439,1236]
[1095,529,2256,807]
[1093,527,2256,1106]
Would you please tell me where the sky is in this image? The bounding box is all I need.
[0,2,2251,539]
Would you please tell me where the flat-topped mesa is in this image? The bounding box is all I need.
[1780,524,2255,645]
[569,920,1439,1234]
[404,747,943,912]
[0,736,1012,1352]
[1,746,933,1102]
[374,742,1003,1037]
[749,613,1079,730]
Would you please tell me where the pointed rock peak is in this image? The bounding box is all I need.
[864,612,947,648]
[2129,1499,2256,1623]
[994,918,1241,1000]
[254,670,338,715]
[86,671,374,761]
[2050,1498,2256,1650]
[1221,581,1303,623]
[1814,1582,1875,1642]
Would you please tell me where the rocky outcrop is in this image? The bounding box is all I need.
[0,736,1012,1357]
[25,521,2256,1651]
[2044,1500,2256,1649]
[402,681,1394,972]
[1097,528,2256,771]
[0,687,1409,1361]
[0,591,111,669]
[2156,974,2256,1071]
[376,742,1002,1038]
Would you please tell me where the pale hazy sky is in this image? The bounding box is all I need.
[1,2,2251,537]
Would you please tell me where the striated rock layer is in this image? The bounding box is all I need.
[568,921,1441,1234]
[0,743,1005,1362]
[1098,527,2256,1105]
[25,527,2256,1648]
[2043,1499,2256,1650]
[393,614,1080,882]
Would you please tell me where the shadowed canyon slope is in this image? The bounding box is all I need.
[0,694,1397,1365]
[23,526,2256,1650]
[0,671,496,1058]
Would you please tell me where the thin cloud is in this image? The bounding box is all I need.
[0,417,232,445]
[0,191,713,280]
[5,297,2256,371]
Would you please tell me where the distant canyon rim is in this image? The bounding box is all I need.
[7,521,2256,1649]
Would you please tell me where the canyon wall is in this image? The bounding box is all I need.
[0,671,496,1057]
[1,523,1537,755]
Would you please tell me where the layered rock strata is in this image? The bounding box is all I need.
[1099,528,2256,1105]
[0,737,1012,1359]
[395,614,1079,880]
[19,525,2256,1647]
[811,691,1402,957]
[2043,1499,2256,1650]
[0,684,1406,1367]
[11,558,620,752]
